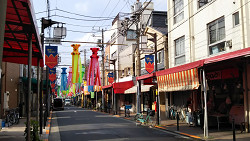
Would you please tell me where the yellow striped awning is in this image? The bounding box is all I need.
[157,68,199,92]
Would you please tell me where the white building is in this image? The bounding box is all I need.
[166,0,250,133]
[167,0,250,66]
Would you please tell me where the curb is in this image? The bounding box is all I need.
[42,111,53,141]
[154,125,203,140]
[91,110,203,140]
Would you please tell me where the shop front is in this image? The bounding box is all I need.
[156,60,204,125]
[204,48,250,132]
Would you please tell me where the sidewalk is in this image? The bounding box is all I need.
[99,110,250,141]
[0,112,52,141]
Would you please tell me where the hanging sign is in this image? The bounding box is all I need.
[45,46,58,69]
[49,68,57,82]
[108,72,114,84]
[145,55,154,74]
[91,92,95,99]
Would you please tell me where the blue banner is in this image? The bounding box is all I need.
[45,46,58,69]
[145,55,154,74]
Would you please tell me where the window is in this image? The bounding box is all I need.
[175,36,185,65]
[233,12,239,27]
[198,0,212,8]
[208,17,225,55]
[127,68,131,75]
[126,30,137,40]
[141,59,145,69]
[121,70,124,76]
[157,51,162,64]
[174,0,184,24]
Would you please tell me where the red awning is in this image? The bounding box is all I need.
[204,48,250,65]
[113,81,134,94]
[3,0,43,67]
[136,72,155,81]
[102,84,113,89]
[156,60,204,76]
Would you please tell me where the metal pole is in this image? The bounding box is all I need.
[154,33,157,71]
[137,80,141,113]
[177,112,179,131]
[101,29,105,111]
[39,68,43,134]
[244,58,249,132]
[0,0,7,119]
[36,59,40,122]
[156,89,160,125]
[27,33,32,141]
[44,67,49,128]
[203,69,208,138]
[232,118,236,141]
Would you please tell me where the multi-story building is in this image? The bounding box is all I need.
[163,0,250,133]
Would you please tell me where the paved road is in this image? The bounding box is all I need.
[49,106,191,141]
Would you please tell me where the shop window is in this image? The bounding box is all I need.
[175,36,185,65]
[233,12,239,27]
[208,17,225,55]
[198,0,212,8]
[174,0,184,24]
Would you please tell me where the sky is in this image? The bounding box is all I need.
[33,0,167,81]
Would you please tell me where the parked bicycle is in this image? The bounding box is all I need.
[125,105,132,117]
[135,109,155,126]
[178,106,187,122]
[169,105,177,120]
[5,108,20,127]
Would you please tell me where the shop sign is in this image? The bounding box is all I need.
[206,71,221,80]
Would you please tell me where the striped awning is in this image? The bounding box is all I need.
[124,85,154,94]
[157,68,200,92]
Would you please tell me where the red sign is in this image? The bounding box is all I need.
[206,71,221,80]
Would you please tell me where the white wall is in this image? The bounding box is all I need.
[168,0,250,68]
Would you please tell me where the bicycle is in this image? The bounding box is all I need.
[178,106,187,122]
[13,108,20,124]
[169,105,177,120]
[134,112,143,121]
[136,110,155,126]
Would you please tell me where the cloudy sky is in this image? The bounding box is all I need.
[33,0,167,79]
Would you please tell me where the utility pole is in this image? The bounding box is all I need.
[148,33,159,125]
[101,29,105,111]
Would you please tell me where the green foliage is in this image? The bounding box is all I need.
[24,120,41,141]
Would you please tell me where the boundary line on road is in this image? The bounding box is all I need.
[42,111,52,141]
[91,110,203,141]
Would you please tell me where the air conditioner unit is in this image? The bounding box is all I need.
[226,40,232,48]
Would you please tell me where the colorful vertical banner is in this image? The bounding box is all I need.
[145,55,154,74]
[45,46,58,69]
[49,68,57,82]
[108,72,114,84]
[60,67,67,92]
[91,92,95,99]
